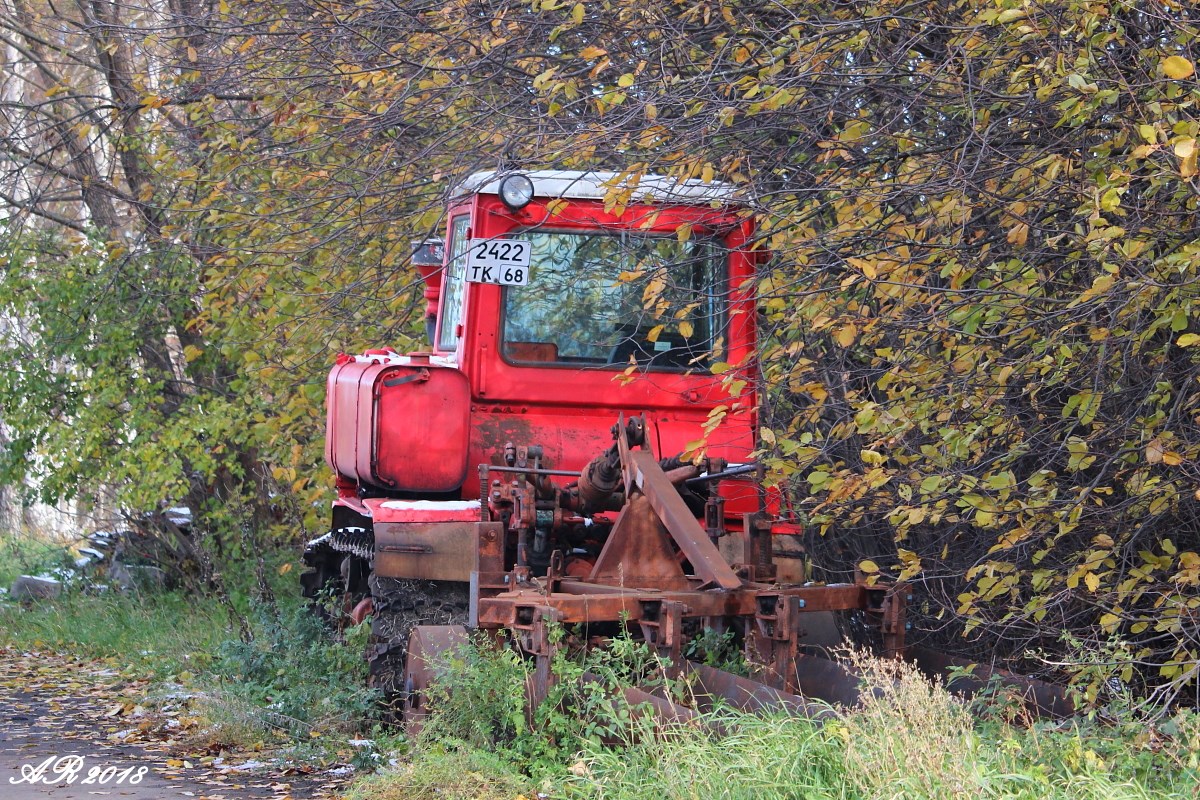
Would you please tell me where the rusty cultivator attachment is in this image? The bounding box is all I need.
[395,415,911,730]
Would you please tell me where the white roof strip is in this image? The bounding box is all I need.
[454,170,739,204]
[378,500,482,511]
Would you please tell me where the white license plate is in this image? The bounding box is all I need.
[465,239,531,285]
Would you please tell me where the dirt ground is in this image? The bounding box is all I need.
[0,647,352,800]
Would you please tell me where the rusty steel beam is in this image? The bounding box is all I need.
[475,583,875,627]
[627,450,743,590]
[791,655,866,708]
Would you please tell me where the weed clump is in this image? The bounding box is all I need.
[207,605,378,738]
[416,628,668,775]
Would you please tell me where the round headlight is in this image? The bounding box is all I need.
[498,174,535,210]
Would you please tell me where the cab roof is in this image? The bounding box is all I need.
[453,170,740,205]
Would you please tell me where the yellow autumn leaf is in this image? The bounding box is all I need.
[1176,139,1196,159]
[1177,333,1200,347]
[580,46,607,59]
[1162,451,1183,466]
[678,320,694,338]
[861,448,886,466]
[1084,571,1099,593]
[834,323,857,347]
[1182,150,1197,179]
[571,3,584,25]
[1006,222,1029,247]
[1163,56,1195,80]
[859,559,880,574]
[1147,439,1165,464]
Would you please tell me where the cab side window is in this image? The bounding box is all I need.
[437,216,470,352]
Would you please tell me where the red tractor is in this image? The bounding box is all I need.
[302,170,914,725]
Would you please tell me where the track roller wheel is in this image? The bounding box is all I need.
[401,624,468,736]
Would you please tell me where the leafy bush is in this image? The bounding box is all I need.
[210,604,378,737]
[417,626,673,778]
[414,633,530,752]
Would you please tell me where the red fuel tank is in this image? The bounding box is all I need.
[325,355,471,493]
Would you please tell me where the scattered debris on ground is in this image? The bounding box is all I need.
[0,645,354,799]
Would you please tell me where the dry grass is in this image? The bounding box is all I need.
[838,649,985,799]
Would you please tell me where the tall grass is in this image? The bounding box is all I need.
[571,655,1200,800]
[0,589,229,676]
[380,636,1200,800]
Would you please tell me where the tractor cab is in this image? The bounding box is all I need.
[419,170,762,476]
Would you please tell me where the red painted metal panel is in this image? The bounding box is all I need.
[455,406,755,499]
[326,358,366,482]
[326,360,471,493]
[338,189,764,501]
[374,365,471,492]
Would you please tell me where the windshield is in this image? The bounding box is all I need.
[501,231,725,370]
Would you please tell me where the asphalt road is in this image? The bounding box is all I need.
[0,647,349,800]
[2,690,191,800]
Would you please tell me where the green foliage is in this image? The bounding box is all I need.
[210,605,378,735]
[684,627,748,676]
[419,627,668,778]
[0,528,76,588]
[415,634,531,752]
